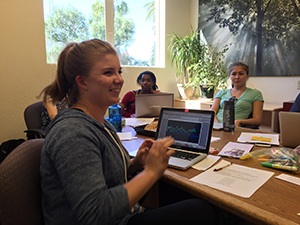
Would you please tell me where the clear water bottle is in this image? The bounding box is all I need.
[223,97,235,132]
[109,104,122,132]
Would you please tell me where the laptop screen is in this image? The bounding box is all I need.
[155,108,215,153]
[135,93,174,118]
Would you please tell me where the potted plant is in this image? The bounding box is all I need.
[168,29,205,99]
[188,43,230,98]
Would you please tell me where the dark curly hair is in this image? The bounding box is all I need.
[136,71,158,90]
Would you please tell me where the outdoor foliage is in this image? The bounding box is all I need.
[45,6,89,62]
[44,0,155,66]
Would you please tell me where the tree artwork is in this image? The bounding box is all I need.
[199,0,300,76]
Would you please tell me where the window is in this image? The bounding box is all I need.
[43,0,164,66]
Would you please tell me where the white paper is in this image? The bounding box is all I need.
[218,141,254,158]
[190,160,274,198]
[192,155,221,170]
[117,132,137,141]
[275,174,300,186]
[237,132,279,146]
[125,118,155,127]
[128,150,138,157]
[211,137,220,142]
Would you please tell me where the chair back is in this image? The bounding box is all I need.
[24,102,45,139]
[0,139,45,225]
[24,101,43,130]
[239,112,259,129]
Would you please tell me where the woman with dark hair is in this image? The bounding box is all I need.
[39,39,219,225]
[41,95,67,131]
[210,62,264,127]
[121,71,161,117]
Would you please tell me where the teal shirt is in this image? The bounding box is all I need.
[215,88,264,122]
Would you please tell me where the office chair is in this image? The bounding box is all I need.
[24,101,45,139]
[240,112,259,129]
[0,138,45,225]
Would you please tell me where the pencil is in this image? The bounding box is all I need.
[213,162,233,172]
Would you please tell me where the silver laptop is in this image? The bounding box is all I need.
[279,111,300,148]
[155,107,215,170]
[135,93,174,118]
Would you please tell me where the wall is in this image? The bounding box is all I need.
[0,0,192,141]
[0,0,299,142]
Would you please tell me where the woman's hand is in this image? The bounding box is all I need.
[144,137,175,180]
[124,137,174,208]
[235,120,241,127]
[130,139,154,172]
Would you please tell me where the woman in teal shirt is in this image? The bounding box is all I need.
[210,62,264,127]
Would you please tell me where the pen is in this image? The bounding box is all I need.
[254,143,271,147]
[213,162,233,172]
[261,162,299,171]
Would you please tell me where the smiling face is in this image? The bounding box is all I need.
[80,53,124,109]
[230,65,249,88]
[139,74,155,92]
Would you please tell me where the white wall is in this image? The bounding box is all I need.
[0,0,298,142]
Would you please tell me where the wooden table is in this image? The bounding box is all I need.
[122,126,300,225]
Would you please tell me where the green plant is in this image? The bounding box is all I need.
[188,43,230,91]
[168,29,205,85]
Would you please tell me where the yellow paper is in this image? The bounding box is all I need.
[251,136,272,142]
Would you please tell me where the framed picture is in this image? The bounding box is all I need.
[198,0,300,76]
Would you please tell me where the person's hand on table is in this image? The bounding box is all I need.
[132,139,154,170]
[235,120,241,127]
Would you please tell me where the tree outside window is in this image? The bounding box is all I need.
[44,0,158,66]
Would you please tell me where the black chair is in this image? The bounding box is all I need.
[0,139,45,225]
[240,112,259,129]
[24,101,45,139]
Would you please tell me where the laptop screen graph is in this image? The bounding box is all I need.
[155,108,213,153]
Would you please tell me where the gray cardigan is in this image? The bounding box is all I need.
[40,109,140,225]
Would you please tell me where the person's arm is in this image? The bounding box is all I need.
[45,96,58,120]
[210,98,221,122]
[235,100,263,127]
[120,102,126,112]
[124,137,174,208]
[290,94,300,112]
[120,91,135,112]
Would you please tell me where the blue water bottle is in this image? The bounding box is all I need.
[109,104,122,132]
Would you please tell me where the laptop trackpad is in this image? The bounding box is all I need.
[168,154,206,170]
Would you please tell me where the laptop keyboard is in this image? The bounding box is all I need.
[172,150,199,161]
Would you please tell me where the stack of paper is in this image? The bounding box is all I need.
[124,118,155,127]
[237,132,279,146]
